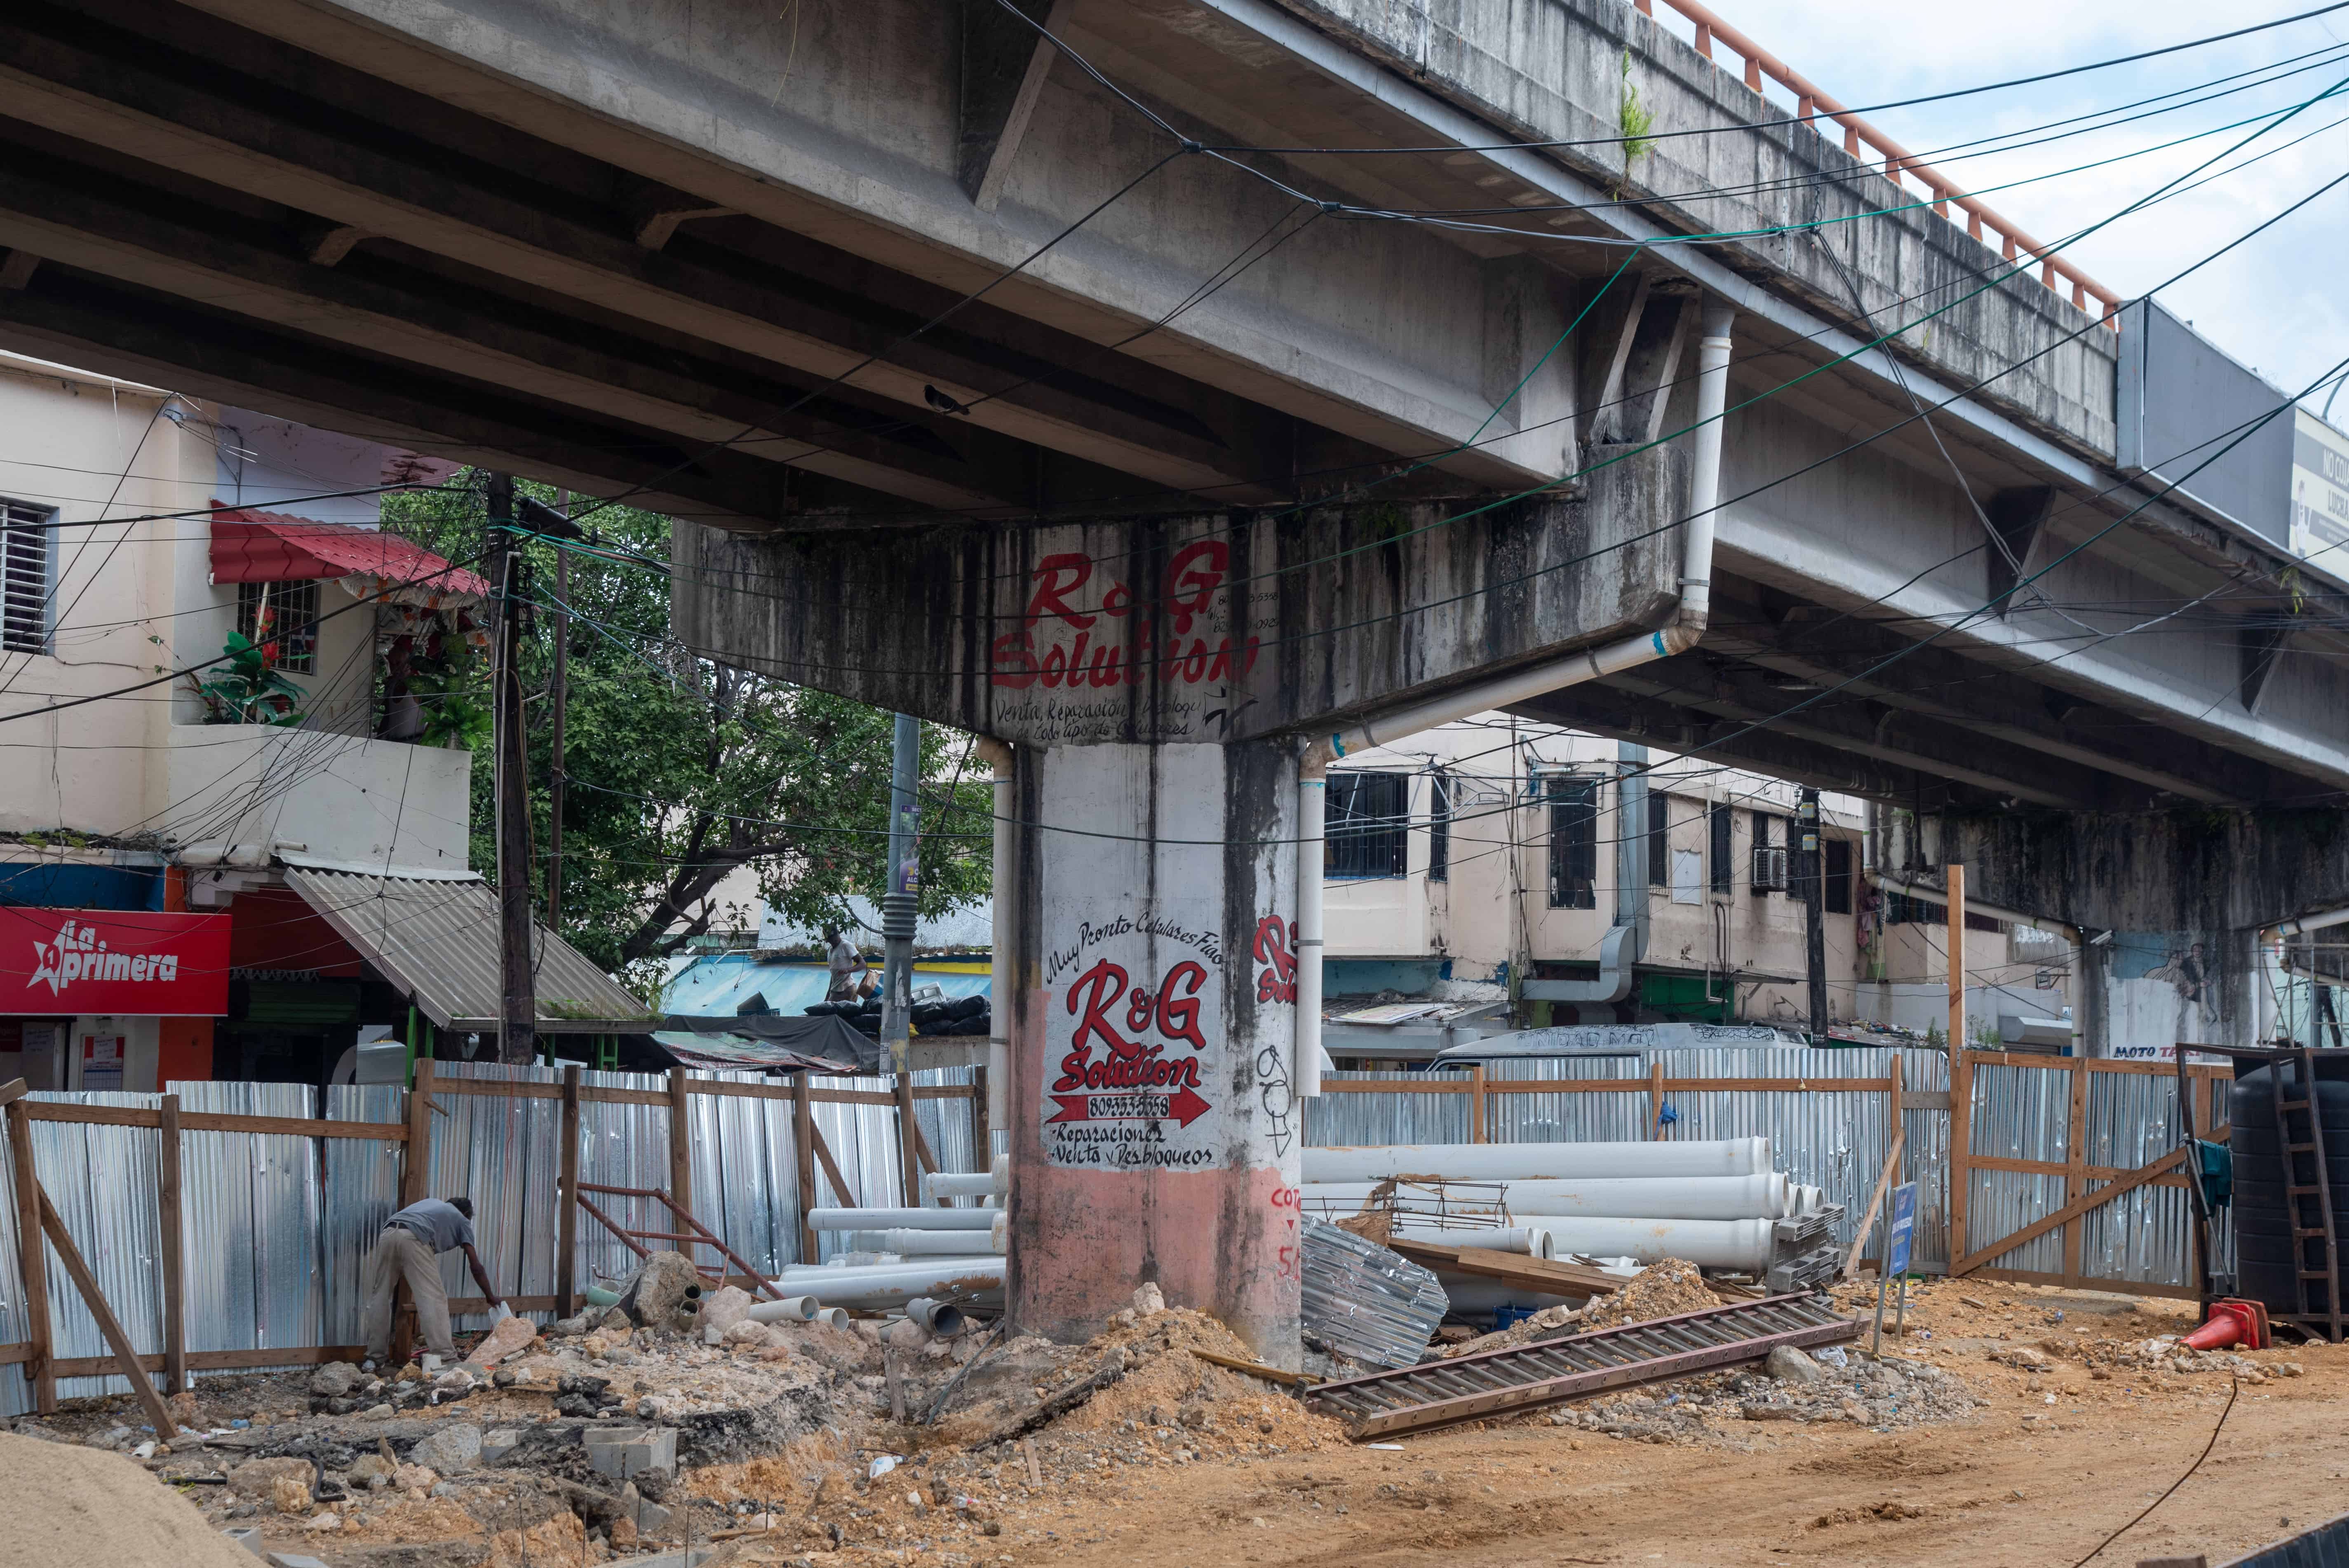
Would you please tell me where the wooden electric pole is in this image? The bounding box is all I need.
[546,489,569,928]
[1799,788,1827,1038]
[487,473,537,1064]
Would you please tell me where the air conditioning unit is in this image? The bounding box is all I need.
[1751,845,1790,892]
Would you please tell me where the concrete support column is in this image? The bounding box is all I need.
[1005,738,1302,1364]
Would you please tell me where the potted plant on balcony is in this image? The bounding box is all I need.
[191,631,305,725]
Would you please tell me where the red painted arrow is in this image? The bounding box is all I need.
[1046,1085,1213,1127]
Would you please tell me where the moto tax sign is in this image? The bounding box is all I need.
[0,908,230,1016]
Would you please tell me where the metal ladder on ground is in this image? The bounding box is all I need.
[1306,1295,1860,1439]
[2271,1047,2344,1343]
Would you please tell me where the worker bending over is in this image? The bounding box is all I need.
[361,1195,505,1366]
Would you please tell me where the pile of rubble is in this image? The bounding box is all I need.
[1545,1342,1984,1442]
[1440,1257,1721,1358]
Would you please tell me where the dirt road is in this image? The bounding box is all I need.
[991,1284,2349,1568]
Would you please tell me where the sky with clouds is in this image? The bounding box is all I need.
[1642,0,2349,415]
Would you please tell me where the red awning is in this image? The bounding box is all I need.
[209,505,490,599]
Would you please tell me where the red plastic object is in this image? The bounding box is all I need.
[2183,1298,2271,1351]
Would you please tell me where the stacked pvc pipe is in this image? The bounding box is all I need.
[1304,1173,1791,1221]
[785,1162,1012,1315]
[1304,1136,1770,1183]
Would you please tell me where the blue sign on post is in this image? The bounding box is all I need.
[1886,1181,1918,1279]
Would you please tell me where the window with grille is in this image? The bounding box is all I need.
[1326,771,1409,879]
[1823,837,1853,914]
[1709,801,1733,894]
[236,579,320,674]
[1426,771,1451,883]
[1546,776,1597,909]
[1,499,52,655]
[1647,793,1670,886]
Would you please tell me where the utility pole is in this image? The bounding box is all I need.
[879,713,920,1070]
[1799,788,1826,1038]
[486,473,536,1064]
[545,488,569,929]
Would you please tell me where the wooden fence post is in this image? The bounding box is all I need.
[1649,1060,1666,1140]
[1470,1063,1487,1144]
[894,1075,922,1206]
[970,1066,991,1176]
[6,1094,55,1412]
[158,1094,186,1396]
[668,1070,693,1216]
[393,1059,436,1364]
[792,1073,819,1265]
[556,1066,581,1317]
[1949,1048,1974,1268]
[2063,1056,2090,1287]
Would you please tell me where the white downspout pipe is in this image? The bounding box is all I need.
[975,737,1015,1140]
[2274,905,2349,939]
[1294,300,1737,1074]
[1296,752,1327,1097]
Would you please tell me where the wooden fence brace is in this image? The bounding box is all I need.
[158,1094,186,1396]
[894,1075,923,1206]
[5,1088,54,1413]
[668,1070,694,1214]
[35,1185,177,1441]
[792,1073,820,1264]
[557,1066,582,1318]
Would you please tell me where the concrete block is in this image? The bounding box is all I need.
[268,1555,333,1568]
[220,1526,264,1557]
[584,1424,677,1480]
[624,1551,719,1568]
[480,1427,524,1465]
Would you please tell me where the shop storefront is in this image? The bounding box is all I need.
[0,906,230,1089]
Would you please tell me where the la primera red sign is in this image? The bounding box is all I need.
[0,908,230,1016]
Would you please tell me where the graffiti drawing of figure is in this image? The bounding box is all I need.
[1255,1042,1294,1157]
[2145,941,2217,1030]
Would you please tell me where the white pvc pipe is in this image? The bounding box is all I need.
[746,1295,821,1325]
[814,1307,852,1330]
[1296,759,1326,1099]
[1389,1222,1555,1258]
[1304,1136,1769,1185]
[1510,1215,1774,1271]
[2274,904,2349,939]
[1305,1172,1790,1221]
[906,1297,968,1337]
[854,1225,1009,1257]
[919,1155,1008,1204]
[1793,1185,1824,1215]
[807,1206,998,1231]
[772,1258,1006,1310]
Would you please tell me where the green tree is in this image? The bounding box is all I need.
[381,474,991,993]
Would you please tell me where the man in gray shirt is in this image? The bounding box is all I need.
[362,1196,505,1365]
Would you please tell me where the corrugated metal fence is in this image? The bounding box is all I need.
[1308,1047,2227,1291]
[0,1064,980,1417]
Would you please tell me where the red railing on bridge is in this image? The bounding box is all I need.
[1633,0,2124,329]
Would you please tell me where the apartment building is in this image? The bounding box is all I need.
[0,352,637,1091]
[1321,716,2069,1042]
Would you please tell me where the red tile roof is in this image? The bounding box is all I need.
[209,505,489,599]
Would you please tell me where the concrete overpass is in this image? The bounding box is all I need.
[2,0,2345,1352]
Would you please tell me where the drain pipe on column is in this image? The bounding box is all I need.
[975,737,1015,1141]
[1292,300,1738,1093]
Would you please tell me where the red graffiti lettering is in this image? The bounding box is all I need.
[1156,960,1208,1049]
[1025,552,1095,628]
[987,629,1038,689]
[1254,916,1297,1005]
[1270,1186,1302,1209]
[1064,960,1135,1058]
[1165,540,1227,635]
[1276,1244,1301,1283]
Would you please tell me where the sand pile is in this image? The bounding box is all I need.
[1574,1258,1718,1331]
[0,1431,258,1568]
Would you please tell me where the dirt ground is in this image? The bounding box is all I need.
[974,1282,2347,1568]
[20,1276,2347,1566]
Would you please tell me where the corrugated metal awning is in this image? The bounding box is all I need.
[280,864,651,1033]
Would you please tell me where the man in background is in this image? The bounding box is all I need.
[824,925,870,1002]
[362,1195,504,1366]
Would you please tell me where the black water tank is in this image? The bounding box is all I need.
[2229,1064,2349,1317]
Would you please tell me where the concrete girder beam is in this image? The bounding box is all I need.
[672,446,1684,747]
[0,263,857,528]
[1590,657,2140,811]
[0,155,1081,519]
[1699,600,2282,806]
[0,8,1294,507]
[124,0,1566,493]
